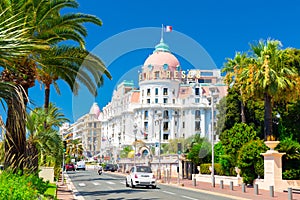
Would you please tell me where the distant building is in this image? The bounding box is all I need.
[60,38,227,161]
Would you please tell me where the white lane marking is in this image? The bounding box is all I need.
[93,182,100,186]
[181,195,198,200]
[106,181,115,185]
[107,186,114,190]
[78,183,86,187]
[162,191,175,195]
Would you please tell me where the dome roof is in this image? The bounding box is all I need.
[89,102,100,117]
[143,39,180,70]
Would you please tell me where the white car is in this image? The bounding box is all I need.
[75,161,86,170]
[125,166,156,188]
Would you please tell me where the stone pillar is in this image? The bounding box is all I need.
[257,141,286,191]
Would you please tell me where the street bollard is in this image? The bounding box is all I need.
[288,188,293,200]
[254,184,259,195]
[193,177,196,186]
[242,183,246,193]
[270,186,274,197]
[230,181,234,191]
[220,180,224,189]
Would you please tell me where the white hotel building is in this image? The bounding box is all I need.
[60,39,227,160]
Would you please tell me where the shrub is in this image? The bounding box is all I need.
[200,163,224,175]
[200,164,211,174]
[0,171,50,199]
[283,169,300,180]
[237,139,268,185]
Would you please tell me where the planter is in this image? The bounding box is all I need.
[264,141,280,151]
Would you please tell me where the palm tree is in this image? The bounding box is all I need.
[0,0,111,172]
[36,45,111,111]
[223,52,250,123]
[239,39,299,140]
[0,6,48,171]
[67,139,83,160]
[25,103,68,173]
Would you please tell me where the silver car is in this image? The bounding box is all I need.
[125,166,156,188]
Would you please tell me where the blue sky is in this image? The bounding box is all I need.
[28,0,300,122]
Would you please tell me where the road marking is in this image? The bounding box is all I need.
[162,191,175,195]
[181,195,198,200]
[93,182,100,186]
[106,181,115,185]
[78,183,86,187]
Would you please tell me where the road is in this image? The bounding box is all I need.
[66,170,235,200]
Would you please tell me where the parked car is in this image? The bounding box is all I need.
[125,166,156,188]
[75,161,86,170]
[65,163,75,171]
[103,164,118,172]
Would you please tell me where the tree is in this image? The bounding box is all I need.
[67,139,83,160]
[239,40,299,140]
[25,103,68,173]
[223,52,250,123]
[0,0,111,173]
[277,137,300,179]
[219,123,258,173]
[187,138,211,165]
[36,46,111,111]
[119,146,133,158]
[237,140,268,184]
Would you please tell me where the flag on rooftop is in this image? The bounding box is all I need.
[164,25,172,32]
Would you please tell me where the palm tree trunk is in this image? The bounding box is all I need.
[240,90,246,123]
[4,97,26,172]
[44,83,50,111]
[264,92,273,140]
[24,140,39,173]
[43,83,50,129]
[241,101,246,123]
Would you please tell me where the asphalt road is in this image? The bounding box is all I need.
[66,170,235,200]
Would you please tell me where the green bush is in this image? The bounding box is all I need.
[0,171,50,200]
[200,163,224,175]
[283,169,300,180]
[44,183,57,199]
[200,164,211,174]
[214,163,225,175]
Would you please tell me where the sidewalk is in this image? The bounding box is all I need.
[56,171,300,200]
[56,173,76,200]
[164,177,300,200]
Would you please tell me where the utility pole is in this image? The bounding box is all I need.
[133,123,137,166]
[156,110,163,179]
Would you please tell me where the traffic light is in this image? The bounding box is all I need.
[177,142,182,154]
[63,141,67,152]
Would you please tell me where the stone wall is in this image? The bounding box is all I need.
[194,174,243,186]
[39,167,55,183]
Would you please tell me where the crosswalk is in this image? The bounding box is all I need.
[79,180,125,187]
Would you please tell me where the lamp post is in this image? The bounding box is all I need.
[133,123,137,166]
[209,87,218,187]
[172,111,181,185]
[156,110,163,179]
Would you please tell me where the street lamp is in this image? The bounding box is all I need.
[172,111,181,185]
[133,123,137,166]
[209,87,218,187]
[156,110,163,179]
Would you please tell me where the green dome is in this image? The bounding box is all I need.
[153,38,170,53]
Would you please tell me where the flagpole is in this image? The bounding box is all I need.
[161,24,164,42]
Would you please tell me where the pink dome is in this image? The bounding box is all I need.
[144,51,180,69]
[89,102,100,118]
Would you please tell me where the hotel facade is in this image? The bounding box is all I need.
[60,39,227,161]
